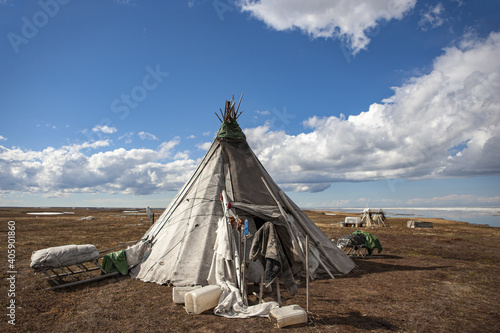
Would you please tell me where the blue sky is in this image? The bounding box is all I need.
[1,0,499,209]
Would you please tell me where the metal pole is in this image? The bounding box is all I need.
[238,225,243,293]
[306,235,310,312]
[242,233,248,306]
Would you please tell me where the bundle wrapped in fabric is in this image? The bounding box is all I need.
[352,231,382,255]
[337,231,383,256]
[337,233,367,250]
[30,244,100,271]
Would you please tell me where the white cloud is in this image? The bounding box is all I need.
[408,194,500,206]
[118,132,134,144]
[239,0,417,54]
[419,3,445,31]
[196,141,212,151]
[138,131,159,140]
[245,32,500,192]
[255,110,270,116]
[0,138,196,196]
[92,125,117,134]
[2,33,498,197]
[114,0,136,5]
[0,135,6,141]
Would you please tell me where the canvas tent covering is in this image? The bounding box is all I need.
[130,98,355,291]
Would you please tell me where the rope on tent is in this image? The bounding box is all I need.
[99,240,138,255]
[143,197,220,243]
[140,222,210,277]
[153,196,220,224]
[165,162,209,282]
[148,142,221,240]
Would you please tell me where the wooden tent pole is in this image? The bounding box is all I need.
[279,190,340,277]
[260,177,306,261]
[260,177,325,280]
[236,93,243,114]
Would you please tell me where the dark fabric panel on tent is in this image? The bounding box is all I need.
[275,224,302,274]
[220,139,276,206]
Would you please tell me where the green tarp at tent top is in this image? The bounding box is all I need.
[216,118,246,140]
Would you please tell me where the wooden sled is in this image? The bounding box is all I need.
[342,244,368,258]
[337,234,369,258]
[30,242,135,290]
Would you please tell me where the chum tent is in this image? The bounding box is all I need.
[130,96,355,299]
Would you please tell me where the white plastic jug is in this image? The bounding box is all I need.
[269,304,307,328]
[184,285,222,314]
[172,286,202,304]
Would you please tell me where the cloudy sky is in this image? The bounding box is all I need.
[1,0,499,209]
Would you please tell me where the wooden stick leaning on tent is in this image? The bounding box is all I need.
[235,93,244,119]
[260,177,334,280]
[260,178,306,259]
[279,190,342,277]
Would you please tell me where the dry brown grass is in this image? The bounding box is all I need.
[1,207,499,332]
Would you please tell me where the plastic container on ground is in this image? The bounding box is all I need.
[172,286,202,304]
[269,304,307,328]
[184,285,222,314]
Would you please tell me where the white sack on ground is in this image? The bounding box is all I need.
[30,244,99,271]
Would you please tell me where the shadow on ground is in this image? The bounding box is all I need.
[310,310,399,331]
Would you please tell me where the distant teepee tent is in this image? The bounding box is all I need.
[130,96,355,289]
[362,208,388,227]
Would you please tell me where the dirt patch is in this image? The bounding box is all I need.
[1,207,499,332]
